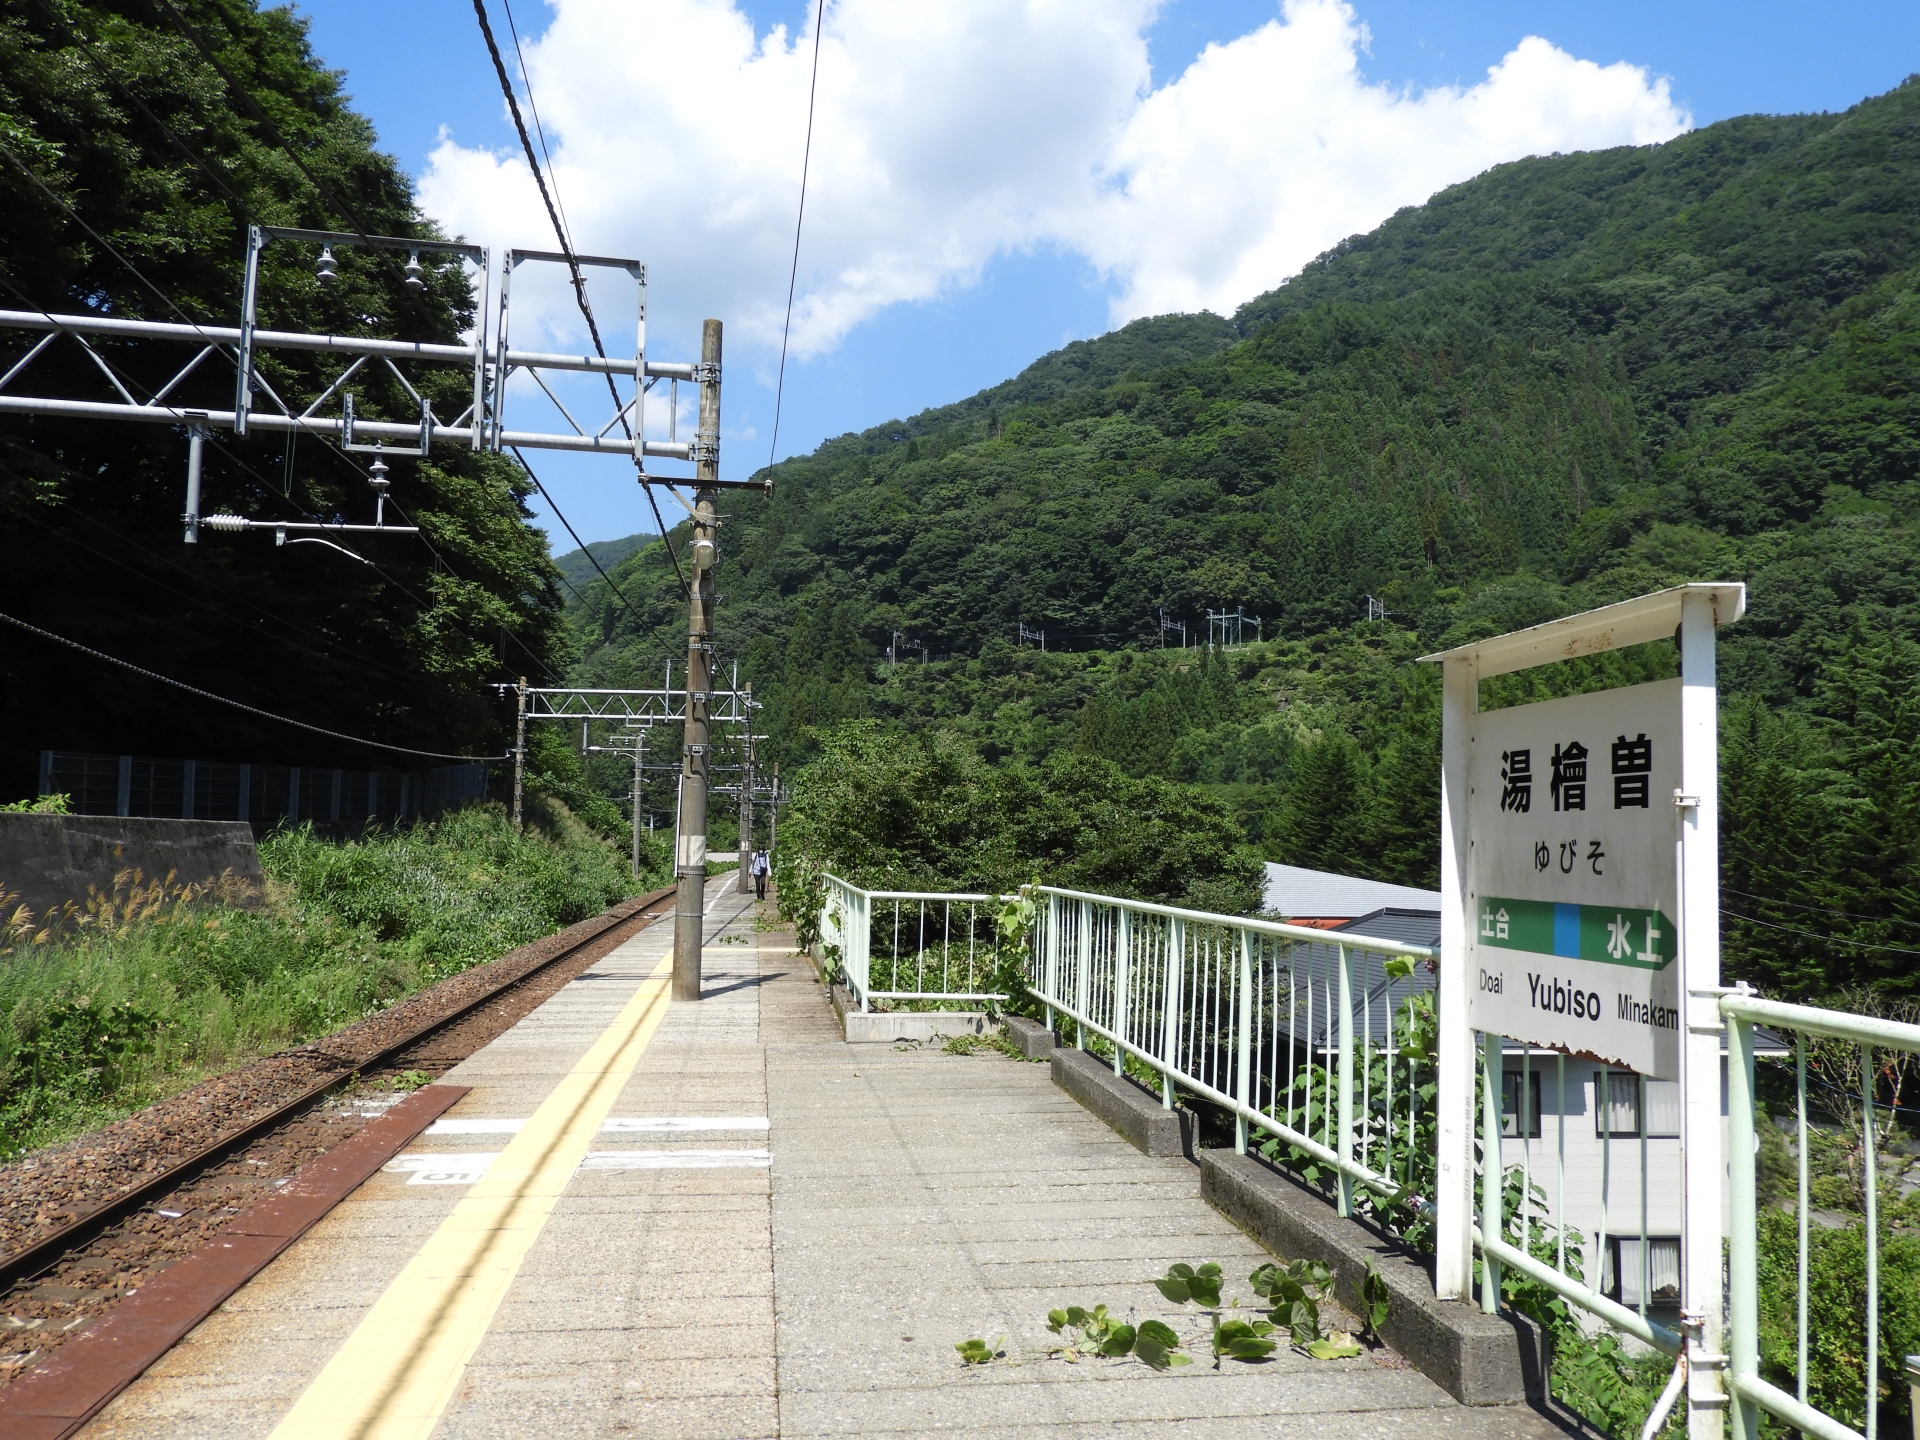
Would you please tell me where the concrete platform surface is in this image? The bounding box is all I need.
[82,876,1567,1439]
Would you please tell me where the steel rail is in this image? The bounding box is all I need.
[0,309,697,379]
[0,884,675,1294]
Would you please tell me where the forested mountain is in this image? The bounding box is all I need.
[0,1,561,795]
[567,77,1920,1003]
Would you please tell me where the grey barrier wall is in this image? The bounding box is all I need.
[0,814,263,921]
[37,751,488,831]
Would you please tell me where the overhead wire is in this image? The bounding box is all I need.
[472,0,691,596]
[767,0,826,472]
[0,610,499,761]
[509,445,680,655]
[470,0,624,433]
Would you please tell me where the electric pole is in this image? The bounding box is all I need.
[672,318,722,1002]
[512,676,527,830]
[737,681,755,861]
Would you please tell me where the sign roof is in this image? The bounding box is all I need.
[1417,582,1745,679]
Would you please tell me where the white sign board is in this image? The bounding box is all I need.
[1467,678,1682,1078]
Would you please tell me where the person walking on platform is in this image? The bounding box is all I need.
[750,847,771,901]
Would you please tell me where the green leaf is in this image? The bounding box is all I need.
[1136,1320,1182,1348]
[1096,1323,1137,1357]
[1305,1331,1363,1360]
[955,1338,994,1365]
[1155,1276,1193,1304]
[1227,1336,1277,1360]
[1047,1308,1069,1332]
[1384,955,1416,980]
[1131,1334,1174,1370]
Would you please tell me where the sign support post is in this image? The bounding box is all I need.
[1435,651,1477,1301]
[1679,590,1729,1436]
[1423,583,1745,1424]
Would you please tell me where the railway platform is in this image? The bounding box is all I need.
[79,877,1565,1439]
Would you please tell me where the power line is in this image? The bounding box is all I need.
[507,446,677,655]
[0,610,498,762]
[768,0,826,472]
[1723,886,1920,931]
[470,0,627,436]
[1723,909,1920,958]
[500,0,572,251]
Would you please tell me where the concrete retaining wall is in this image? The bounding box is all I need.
[1199,1150,1548,1406]
[1033,1018,1547,1408]
[0,814,262,920]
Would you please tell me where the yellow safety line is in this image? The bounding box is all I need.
[269,951,676,1440]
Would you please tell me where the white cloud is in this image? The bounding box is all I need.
[1081,4,1690,319]
[420,0,1689,366]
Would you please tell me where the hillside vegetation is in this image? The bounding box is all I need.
[569,78,1920,1005]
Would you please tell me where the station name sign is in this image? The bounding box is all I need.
[1468,678,1682,1078]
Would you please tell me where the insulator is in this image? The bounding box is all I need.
[316,246,338,283]
[404,251,424,290]
[367,453,390,490]
[202,513,250,531]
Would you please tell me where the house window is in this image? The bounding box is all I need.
[1500,1069,1542,1139]
[1603,1236,1681,1307]
[1593,1072,1682,1139]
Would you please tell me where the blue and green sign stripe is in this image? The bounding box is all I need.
[1475,897,1675,970]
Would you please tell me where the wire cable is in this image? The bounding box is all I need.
[767,0,826,473]
[471,0,627,436]
[1723,909,1920,958]
[500,0,573,251]
[1723,886,1920,931]
[0,610,498,761]
[508,446,677,654]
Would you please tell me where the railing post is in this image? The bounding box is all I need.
[1725,1013,1759,1440]
[1162,917,1183,1108]
[1043,892,1059,1033]
[1334,943,1354,1206]
[1480,1030,1503,1313]
[1237,930,1255,1156]
[1075,899,1091,1050]
[1435,652,1477,1300]
[1113,907,1130,1078]
[858,891,871,1013]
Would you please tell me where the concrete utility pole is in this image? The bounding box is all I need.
[629,727,645,879]
[737,682,755,859]
[511,676,528,830]
[672,319,723,1002]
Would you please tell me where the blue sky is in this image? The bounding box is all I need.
[293,0,1920,549]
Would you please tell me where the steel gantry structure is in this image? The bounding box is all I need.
[1,224,766,1002]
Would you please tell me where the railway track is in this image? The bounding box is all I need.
[0,885,676,1353]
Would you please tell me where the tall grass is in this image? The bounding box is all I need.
[0,801,642,1158]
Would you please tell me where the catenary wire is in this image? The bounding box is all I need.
[0,610,499,761]
[470,0,627,437]
[508,446,678,654]
[767,0,826,473]
[471,0,696,599]
[0,493,467,700]
[500,0,573,252]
